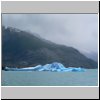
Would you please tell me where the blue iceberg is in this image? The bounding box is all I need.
[4,62,86,72]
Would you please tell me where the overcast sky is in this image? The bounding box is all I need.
[2,14,98,58]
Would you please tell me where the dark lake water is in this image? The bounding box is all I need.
[1,69,98,86]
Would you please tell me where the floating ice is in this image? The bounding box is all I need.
[4,62,86,72]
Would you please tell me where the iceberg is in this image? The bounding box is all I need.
[4,62,86,72]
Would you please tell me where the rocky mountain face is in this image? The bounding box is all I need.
[2,26,98,69]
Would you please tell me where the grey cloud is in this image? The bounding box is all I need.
[2,14,98,59]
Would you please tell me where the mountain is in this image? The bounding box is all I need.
[4,62,86,72]
[84,52,98,62]
[2,26,98,69]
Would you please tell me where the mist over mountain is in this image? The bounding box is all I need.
[2,26,98,69]
[84,52,98,62]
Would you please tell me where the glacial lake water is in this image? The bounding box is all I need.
[1,69,98,86]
